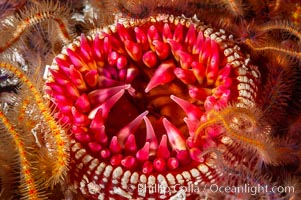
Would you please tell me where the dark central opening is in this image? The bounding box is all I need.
[105,68,190,149]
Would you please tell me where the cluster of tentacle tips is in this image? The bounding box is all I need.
[40,12,287,199]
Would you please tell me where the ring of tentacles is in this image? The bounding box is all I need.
[45,14,260,199]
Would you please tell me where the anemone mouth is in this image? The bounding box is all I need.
[45,14,259,198]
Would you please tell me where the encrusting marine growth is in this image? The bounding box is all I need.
[0,0,301,200]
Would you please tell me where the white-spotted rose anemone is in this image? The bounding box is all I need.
[44,14,282,200]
